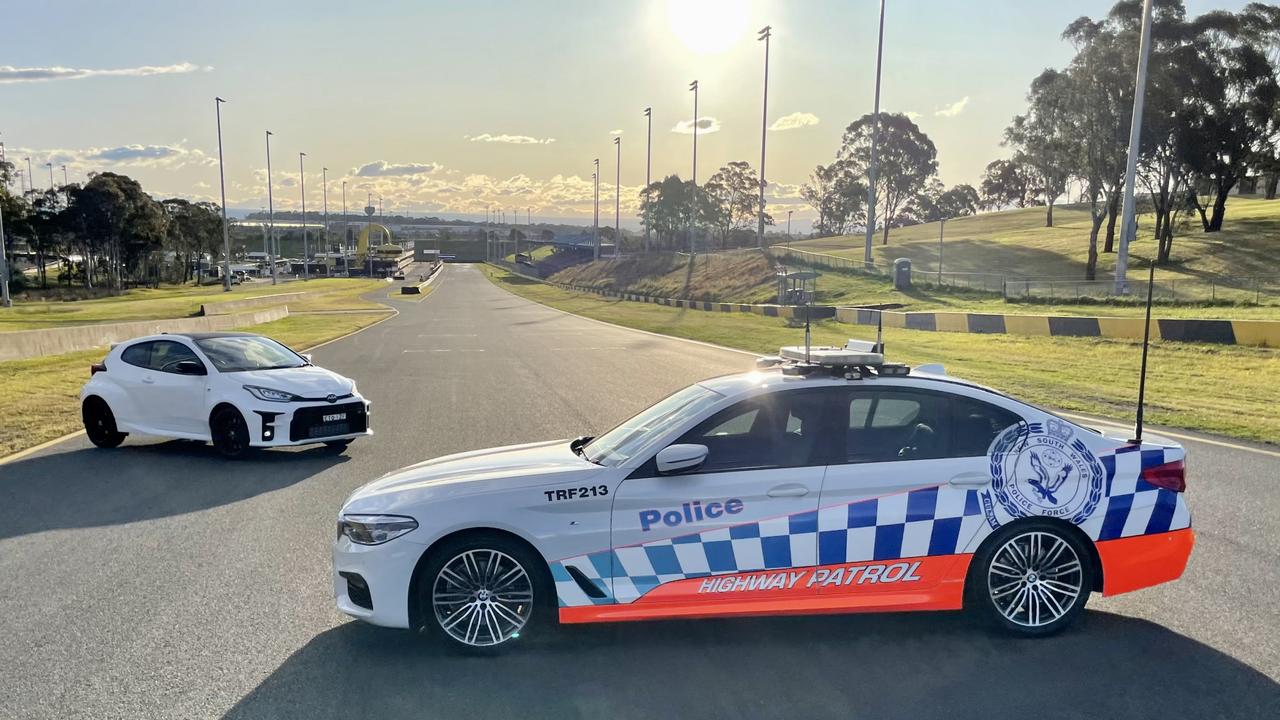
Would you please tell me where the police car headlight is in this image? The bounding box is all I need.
[244,385,301,403]
[339,514,418,545]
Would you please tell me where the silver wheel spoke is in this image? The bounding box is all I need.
[434,548,533,647]
[989,531,1083,628]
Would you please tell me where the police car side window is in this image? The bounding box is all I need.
[121,342,155,369]
[675,390,830,472]
[843,389,950,463]
[951,396,1022,457]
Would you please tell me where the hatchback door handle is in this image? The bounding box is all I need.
[767,483,810,498]
[949,471,990,488]
[141,377,155,385]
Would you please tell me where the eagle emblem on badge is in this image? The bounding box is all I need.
[988,419,1104,526]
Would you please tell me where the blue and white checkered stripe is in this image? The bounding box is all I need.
[1079,446,1191,541]
[552,485,983,607]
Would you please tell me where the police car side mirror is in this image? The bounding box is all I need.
[656,444,709,475]
[300,353,313,365]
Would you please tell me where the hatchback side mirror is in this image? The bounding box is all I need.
[656,444,709,474]
[174,360,207,376]
[300,353,313,365]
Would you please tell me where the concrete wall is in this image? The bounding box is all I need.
[0,306,290,362]
[199,292,306,316]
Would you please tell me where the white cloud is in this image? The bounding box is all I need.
[935,96,970,117]
[0,62,209,84]
[353,160,441,177]
[12,142,216,169]
[769,112,820,132]
[466,133,556,145]
[905,111,923,122]
[671,117,721,135]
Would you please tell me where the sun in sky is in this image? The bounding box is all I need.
[667,0,753,54]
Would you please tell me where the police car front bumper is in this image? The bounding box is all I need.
[332,532,425,629]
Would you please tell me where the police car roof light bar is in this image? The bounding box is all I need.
[1131,262,1156,445]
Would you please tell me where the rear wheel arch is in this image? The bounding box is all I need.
[966,516,1103,600]
[407,527,555,632]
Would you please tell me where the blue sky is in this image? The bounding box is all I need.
[0,0,1252,225]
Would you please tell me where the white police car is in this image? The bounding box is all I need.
[81,332,371,458]
[334,342,1192,651]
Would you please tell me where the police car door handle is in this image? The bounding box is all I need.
[949,472,990,488]
[767,483,810,498]
[141,377,155,385]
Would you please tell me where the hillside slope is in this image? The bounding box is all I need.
[792,196,1280,280]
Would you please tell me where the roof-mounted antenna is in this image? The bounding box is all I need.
[876,309,884,355]
[1130,262,1157,444]
[803,297,812,364]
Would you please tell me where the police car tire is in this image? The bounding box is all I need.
[418,534,554,654]
[969,520,1092,637]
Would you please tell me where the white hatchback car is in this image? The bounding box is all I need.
[81,332,371,458]
[333,345,1192,652]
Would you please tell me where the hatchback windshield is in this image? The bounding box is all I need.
[195,336,306,373]
[583,384,723,466]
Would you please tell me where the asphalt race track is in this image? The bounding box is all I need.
[1,264,1277,719]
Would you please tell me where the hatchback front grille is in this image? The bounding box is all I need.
[290,401,367,441]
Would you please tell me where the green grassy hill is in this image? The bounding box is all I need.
[792,196,1280,280]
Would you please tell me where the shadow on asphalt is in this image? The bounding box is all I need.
[223,610,1279,720]
[0,440,348,540]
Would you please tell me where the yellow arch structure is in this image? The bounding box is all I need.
[356,223,395,259]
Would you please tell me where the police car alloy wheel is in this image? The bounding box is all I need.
[973,521,1092,636]
[419,536,548,652]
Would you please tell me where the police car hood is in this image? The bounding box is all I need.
[344,439,603,508]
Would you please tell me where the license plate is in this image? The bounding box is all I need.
[322,413,347,422]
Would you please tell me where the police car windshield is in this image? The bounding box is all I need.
[583,384,723,466]
[195,336,306,373]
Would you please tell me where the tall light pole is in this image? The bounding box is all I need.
[864,0,886,267]
[61,165,68,186]
[215,97,232,292]
[644,106,652,253]
[614,136,621,258]
[24,157,32,190]
[1115,0,1155,295]
[46,162,53,190]
[365,193,375,277]
[689,80,699,255]
[593,158,600,261]
[757,25,772,249]
[299,152,309,280]
[0,193,10,307]
[787,209,793,243]
[265,130,278,285]
[341,180,348,257]
[322,167,330,260]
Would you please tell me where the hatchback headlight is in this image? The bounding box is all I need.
[244,385,301,402]
[338,514,419,545]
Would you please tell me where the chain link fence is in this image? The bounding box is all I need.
[772,246,1280,305]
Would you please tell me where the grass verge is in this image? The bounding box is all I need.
[0,311,390,458]
[0,278,389,331]
[481,265,1280,445]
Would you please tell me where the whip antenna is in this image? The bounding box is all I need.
[876,309,884,354]
[803,298,812,364]
[1131,262,1156,444]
